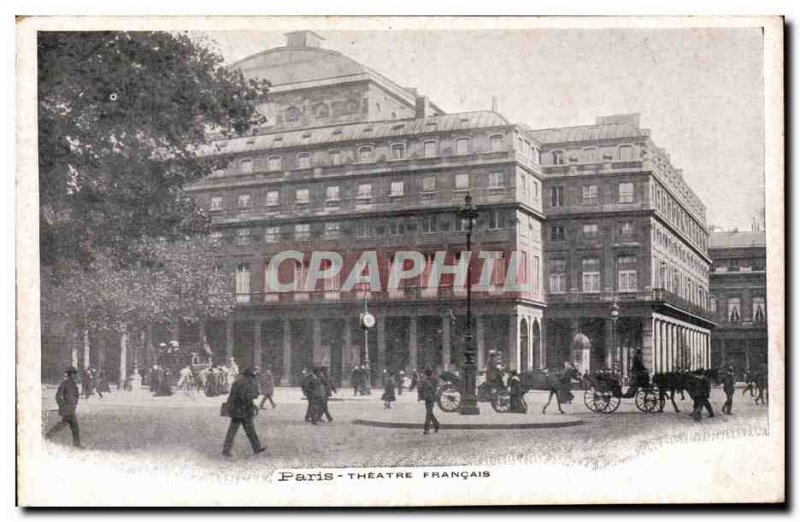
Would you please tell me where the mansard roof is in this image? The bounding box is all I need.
[709,231,766,250]
[526,121,650,146]
[202,111,512,156]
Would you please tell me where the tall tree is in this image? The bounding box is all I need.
[38,31,270,266]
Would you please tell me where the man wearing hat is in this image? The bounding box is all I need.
[222,367,266,457]
[721,365,736,415]
[45,366,82,448]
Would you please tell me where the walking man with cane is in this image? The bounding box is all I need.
[221,367,266,457]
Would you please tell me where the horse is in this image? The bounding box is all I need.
[653,369,720,413]
[519,367,583,414]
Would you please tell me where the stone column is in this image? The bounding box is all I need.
[377,315,386,378]
[282,318,292,385]
[603,318,614,370]
[476,316,485,371]
[408,316,418,370]
[312,318,322,367]
[225,317,234,360]
[343,319,353,383]
[653,320,660,374]
[508,314,519,371]
[253,319,263,369]
[441,315,451,371]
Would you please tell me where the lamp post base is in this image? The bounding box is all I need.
[459,396,480,415]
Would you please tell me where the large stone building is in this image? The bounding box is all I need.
[708,230,767,378]
[42,31,720,386]
[529,114,716,380]
[185,31,546,386]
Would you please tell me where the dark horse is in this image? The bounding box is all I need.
[653,369,720,412]
[519,367,583,414]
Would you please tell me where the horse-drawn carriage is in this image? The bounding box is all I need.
[582,370,660,413]
[435,371,511,413]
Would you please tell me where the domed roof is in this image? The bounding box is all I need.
[231,46,371,86]
[571,333,591,351]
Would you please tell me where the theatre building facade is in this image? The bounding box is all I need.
[530,114,716,380]
[185,32,547,386]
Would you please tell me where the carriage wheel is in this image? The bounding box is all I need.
[584,387,618,413]
[491,391,511,413]
[436,384,462,412]
[602,394,621,413]
[635,388,660,413]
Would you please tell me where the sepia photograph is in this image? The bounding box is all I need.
[15,15,785,506]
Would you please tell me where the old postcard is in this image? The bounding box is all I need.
[16,15,785,506]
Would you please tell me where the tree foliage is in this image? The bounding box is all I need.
[38,31,270,266]
[42,237,236,334]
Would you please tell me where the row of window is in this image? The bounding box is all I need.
[711,258,765,272]
[216,132,538,177]
[548,256,639,294]
[208,172,515,212]
[653,182,706,251]
[232,251,542,300]
[654,260,709,310]
[543,144,640,166]
[654,226,709,278]
[711,296,766,323]
[548,221,636,242]
[549,182,635,208]
[212,210,519,245]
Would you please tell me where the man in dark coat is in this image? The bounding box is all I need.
[721,365,736,415]
[222,367,265,457]
[302,370,320,424]
[418,369,440,435]
[690,370,715,421]
[508,370,527,413]
[46,366,83,448]
[319,367,335,422]
[350,365,361,396]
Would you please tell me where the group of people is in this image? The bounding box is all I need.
[301,367,336,425]
[349,365,372,396]
[81,366,109,399]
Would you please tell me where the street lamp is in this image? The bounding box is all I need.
[359,288,375,394]
[610,300,619,374]
[458,193,480,415]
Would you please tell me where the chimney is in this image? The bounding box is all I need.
[285,31,324,49]
[491,96,498,113]
[415,96,430,119]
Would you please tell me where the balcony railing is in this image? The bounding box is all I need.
[547,288,715,323]
[233,284,524,306]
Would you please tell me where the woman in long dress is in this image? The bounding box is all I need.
[381,373,396,409]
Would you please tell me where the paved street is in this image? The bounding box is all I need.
[41,383,769,475]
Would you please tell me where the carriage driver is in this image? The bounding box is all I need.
[484,350,506,391]
[630,349,649,388]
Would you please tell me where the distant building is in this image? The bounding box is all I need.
[530,114,715,379]
[708,230,767,377]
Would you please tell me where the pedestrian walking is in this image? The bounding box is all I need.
[721,365,735,415]
[258,366,276,410]
[302,369,320,424]
[690,370,715,421]
[409,369,419,392]
[381,372,396,409]
[418,369,440,435]
[319,367,335,422]
[508,370,527,413]
[221,367,266,457]
[45,366,83,448]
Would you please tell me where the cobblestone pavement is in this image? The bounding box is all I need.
[41,384,769,473]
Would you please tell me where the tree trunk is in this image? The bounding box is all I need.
[119,324,128,390]
[71,328,79,369]
[146,323,155,368]
[82,328,91,369]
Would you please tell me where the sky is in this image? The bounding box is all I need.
[199,28,765,231]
